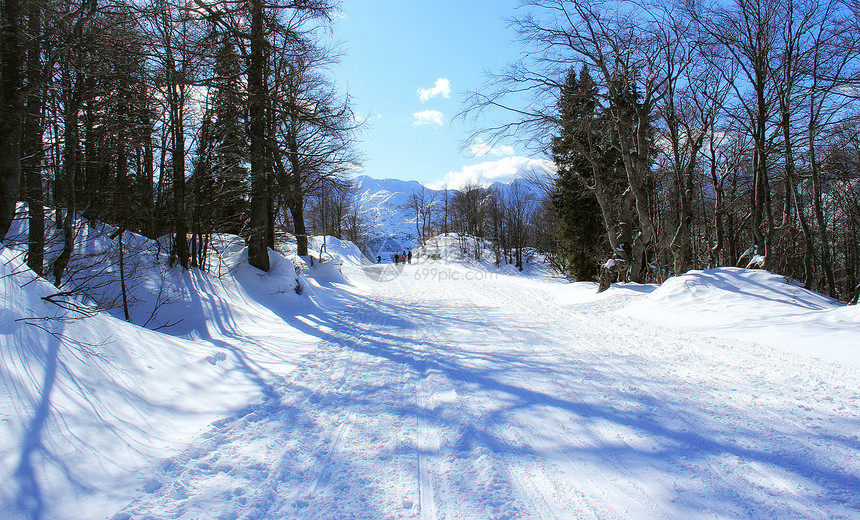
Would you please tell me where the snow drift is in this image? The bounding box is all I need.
[621,267,859,367]
[1,228,323,519]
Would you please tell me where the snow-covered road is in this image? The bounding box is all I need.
[113,257,860,520]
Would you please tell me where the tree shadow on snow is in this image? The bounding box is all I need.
[243,271,860,517]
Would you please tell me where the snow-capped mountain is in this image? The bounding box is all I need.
[352,174,547,256]
[353,175,429,254]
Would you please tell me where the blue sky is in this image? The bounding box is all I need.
[332,0,551,188]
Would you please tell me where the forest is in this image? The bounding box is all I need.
[0,0,360,284]
[1,0,860,304]
[466,0,860,302]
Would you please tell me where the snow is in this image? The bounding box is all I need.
[620,267,860,368]
[354,175,425,251]
[2,227,860,519]
[355,174,545,256]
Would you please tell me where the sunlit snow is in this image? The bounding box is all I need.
[2,225,859,519]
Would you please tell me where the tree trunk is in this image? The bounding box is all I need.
[290,200,308,256]
[82,100,98,221]
[142,110,155,237]
[246,0,269,271]
[164,20,188,269]
[751,65,770,267]
[267,170,276,250]
[0,115,23,241]
[23,3,44,274]
[190,136,201,269]
[707,143,724,269]
[169,89,188,269]
[588,160,631,271]
[621,189,642,283]
[54,68,80,287]
[615,114,657,277]
[809,127,836,297]
[670,156,697,276]
[0,0,24,241]
[778,90,815,288]
[118,228,130,321]
[116,114,128,225]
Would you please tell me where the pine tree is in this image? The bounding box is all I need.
[208,33,248,235]
[551,66,615,280]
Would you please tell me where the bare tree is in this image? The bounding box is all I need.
[404,184,437,246]
[803,0,858,296]
[505,180,536,270]
[692,0,788,268]
[269,33,362,257]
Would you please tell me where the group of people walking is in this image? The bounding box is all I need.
[377,249,412,265]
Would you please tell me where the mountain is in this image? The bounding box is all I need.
[352,174,547,256]
[353,175,428,254]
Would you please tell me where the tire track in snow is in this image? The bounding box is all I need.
[298,288,422,519]
[386,269,529,519]
[416,356,438,520]
[387,273,440,520]
[391,268,540,520]
[444,274,636,519]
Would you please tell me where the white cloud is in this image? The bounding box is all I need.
[413,110,445,127]
[468,137,516,157]
[418,78,451,102]
[428,156,556,191]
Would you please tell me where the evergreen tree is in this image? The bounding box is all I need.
[551,66,617,280]
[208,33,248,235]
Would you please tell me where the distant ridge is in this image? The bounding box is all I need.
[352,174,546,255]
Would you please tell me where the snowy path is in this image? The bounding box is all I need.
[113,261,860,519]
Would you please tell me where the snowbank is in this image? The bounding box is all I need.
[621,267,859,367]
[0,247,263,519]
[310,235,368,267]
[1,227,324,519]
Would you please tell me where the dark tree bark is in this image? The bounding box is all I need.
[162,8,188,269]
[286,111,308,256]
[246,0,270,271]
[53,65,81,286]
[141,108,155,237]
[169,91,188,269]
[289,199,308,257]
[22,3,44,274]
[0,0,24,241]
